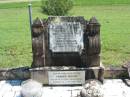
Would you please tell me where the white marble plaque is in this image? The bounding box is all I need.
[48,71,85,85]
[49,22,84,52]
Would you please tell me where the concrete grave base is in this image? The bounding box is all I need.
[30,66,104,85]
[0,79,130,97]
[0,66,129,81]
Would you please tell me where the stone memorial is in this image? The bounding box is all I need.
[31,16,104,85]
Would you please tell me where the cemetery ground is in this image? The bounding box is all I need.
[0,1,130,68]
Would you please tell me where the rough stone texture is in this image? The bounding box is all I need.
[86,54,100,67]
[0,66,129,81]
[122,61,130,77]
[0,67,30,80]
[30,66,104,85]
[104,67,129,79]
[80,80,103,97]
[21,79,43,97]
[31,18,47,67]
[30,67,49,84]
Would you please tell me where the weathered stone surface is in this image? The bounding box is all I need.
[31,16,101,67]
[30,68,48,84]
[49,21,84,52]
[80,80,103,97]
[88,17,100,36]
[31,18,47,67]
[30,66,104,85]
[21,79,43,97]
[122,61,130,77]
[0,67,30,80]
[104,67,129,79]
[86,54,100,67]
[0,66,128,81]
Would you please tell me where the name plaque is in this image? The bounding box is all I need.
[48,71,85,85]
[49,21,84,52]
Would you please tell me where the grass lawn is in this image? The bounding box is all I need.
[0,1,130,68]
[70,5,130,67]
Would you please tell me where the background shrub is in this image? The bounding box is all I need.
[41,0,73,16]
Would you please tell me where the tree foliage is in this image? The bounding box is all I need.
[41,0,73,16]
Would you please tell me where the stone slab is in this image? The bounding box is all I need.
[48,71,85,85]
[0,79,130,97]
[1,67,129,81]
[30,66,104,85]
[49,21,84,52]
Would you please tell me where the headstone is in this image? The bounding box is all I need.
[31,16,103,85]
[31,16,101,67]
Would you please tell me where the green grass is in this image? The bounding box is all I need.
[73,0,130,5]
[0,1,41,9]
[0,0,130,9]
[0,1,130,68]
[0,7,47,68]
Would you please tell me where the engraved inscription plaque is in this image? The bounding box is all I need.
[49,21,84,52]
[48,71,85,85]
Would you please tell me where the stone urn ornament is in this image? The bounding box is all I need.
[21,79,43,97]
[80,79,104,97]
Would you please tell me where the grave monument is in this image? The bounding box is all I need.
[31,16,104,85]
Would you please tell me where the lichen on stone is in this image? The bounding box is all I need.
[80,79,104,97]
